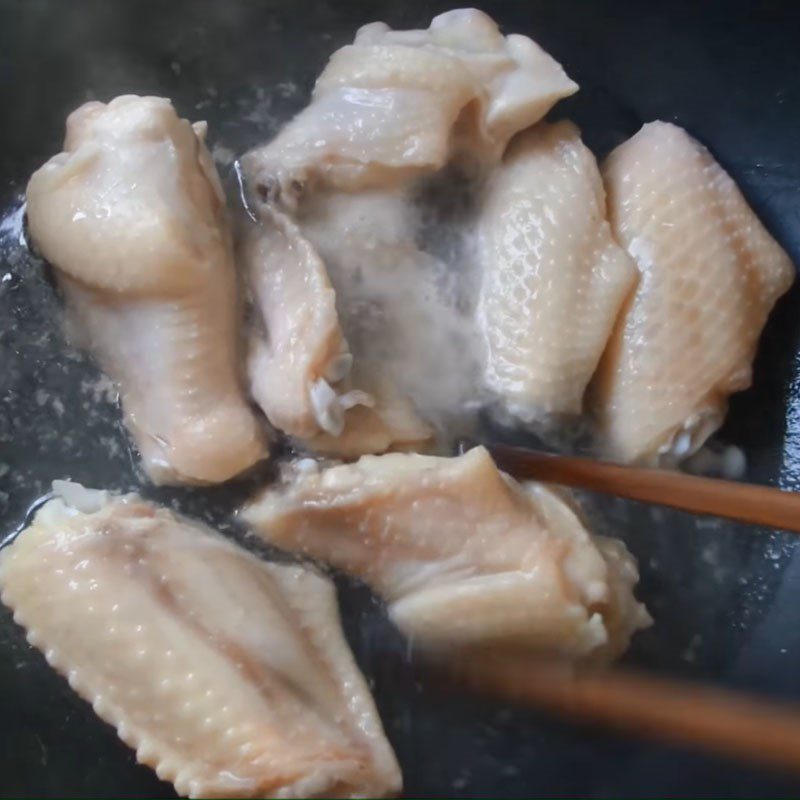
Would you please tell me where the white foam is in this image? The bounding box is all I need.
[299,171,490,442]
[51,480,110,514]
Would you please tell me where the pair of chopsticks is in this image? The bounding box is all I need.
[458,443,800,776]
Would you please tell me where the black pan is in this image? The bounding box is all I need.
[1,0,799,796]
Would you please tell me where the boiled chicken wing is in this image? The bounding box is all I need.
[241,209,432,454]
[26,96,265,484]
[477,121,638,418]
[593,122,794,463]
[0,482,401,799]
[242,8,577,203]
[242,208,350,440]
[242,447,650,663]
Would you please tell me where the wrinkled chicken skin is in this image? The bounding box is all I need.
[477,121,638,417]
[242,447,650,663]
[26,96,265,484]
[593,122,795,464]
[243,8,577,203]
[0,483,401,799]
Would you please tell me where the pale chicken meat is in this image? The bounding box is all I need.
[242,447,650,662]
[25,96,265,484]
[242,8,577,203]
[0,483,401,799]
[593,122,795,463]
[241,209,432,453]
[477,121,638,417]
[241,208,351,440]
[306,372,433,458]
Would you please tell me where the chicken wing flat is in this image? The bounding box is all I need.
[0,483,400,798]
[243,447,649,663]
[593,122,794,463]
[477,121,637,418]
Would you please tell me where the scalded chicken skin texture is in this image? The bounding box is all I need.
[242,8,577,203]
[25,95,265,485]
[242,447,650,663]
[477,121,638,418]
[593,121,795,464]
[0,483,401,799]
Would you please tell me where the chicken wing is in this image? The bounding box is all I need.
[477,121,637,417]
[242,447,650,663]
[243,8,577,203]
[241,209,432,454]
[0,482,401,799]
[593,122,794,463]
[26,96,265,484]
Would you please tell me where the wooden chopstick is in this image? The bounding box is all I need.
[453,655,800,776]
[487,444,800,534]
[460,446,800,771]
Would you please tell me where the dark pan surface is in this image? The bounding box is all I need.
[1,0,800,796]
